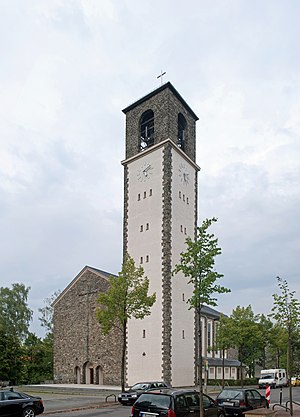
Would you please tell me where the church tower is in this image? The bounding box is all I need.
[121,82,199,387]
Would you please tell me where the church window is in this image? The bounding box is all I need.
[138,193,141,201]
[144,191,147,199]
[140,225,143,232]
[149,189,152,196]
[140,110,154,151]
[142,329,146,338]
[146,223,149,230]
[178,113,187,151]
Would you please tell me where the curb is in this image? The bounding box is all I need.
[44,401,120,414]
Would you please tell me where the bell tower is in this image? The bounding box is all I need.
[121,82,199,386]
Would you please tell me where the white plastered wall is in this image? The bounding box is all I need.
[126,147,164,385]
[171,149,196,386]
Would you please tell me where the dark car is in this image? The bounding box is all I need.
[118,381,170,405]
[216,388,268,416]
[0,389,44,417]
[130,388,225,417]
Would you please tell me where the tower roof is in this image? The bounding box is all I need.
[122,82,199,121]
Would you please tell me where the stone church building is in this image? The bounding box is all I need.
[53,266,122,385]
[53,82,241,386]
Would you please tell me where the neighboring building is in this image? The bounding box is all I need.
[52,266,122,385]
[53,83,241,386]
[200,305,243,381]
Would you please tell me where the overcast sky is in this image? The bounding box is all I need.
[1,0,299,337]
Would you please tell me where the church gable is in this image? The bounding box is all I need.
[53,266,122,385]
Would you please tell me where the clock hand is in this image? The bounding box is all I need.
[143,165,151,176]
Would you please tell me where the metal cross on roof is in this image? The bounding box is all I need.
[157,70,166,85]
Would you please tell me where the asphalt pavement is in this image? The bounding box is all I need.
[15,384,300,415]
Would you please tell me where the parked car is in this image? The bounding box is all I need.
[0,389,44,417]
[130,388,225,417]
[216,388,268,416]
[291,377,300,387]
[118,381,170,405]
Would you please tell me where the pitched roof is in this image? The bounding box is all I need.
[122,82,199,121]
[52,265,116,307]
[201,305,225,319]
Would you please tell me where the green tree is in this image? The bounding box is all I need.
[270,277,300,416]
[0,283,32,340]
[96,253,156,391]
[21,332,54,384]
[0,283,32,384]
[173,217,230,417]
[215,314,233,388]
[38,290,61,335]
[223,305,263,384]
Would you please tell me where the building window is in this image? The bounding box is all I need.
[225,367,229,375]
[140,225,143,232]
[142,329,146,338]
[217,367,222,375]
[184,227,187,235]
[180,225,183,232]
[140,110,154,151]
[178,113,187,151]
[182,330,185,339]
[187,197,189,204]
[183,194,185,202]
[138,193,141,201]
[143,191,146,199]
[182,293,185,301]
[140,257,143,264]
[207,322,211,348]
[146,223,149,230]
[146,255,149,262]
[179,191,181,198]
[149,189,152,196]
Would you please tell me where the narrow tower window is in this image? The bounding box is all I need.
[178,113,187,151]
[140,110,154,151]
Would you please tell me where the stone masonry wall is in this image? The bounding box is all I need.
[124,86,197,162]
[53,269,122,385]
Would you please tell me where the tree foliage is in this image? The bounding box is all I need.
[96,253,156,390]
[174,217,230,417]
[0,283,32,340]
[174,218,230,310]
[270,276,300,416]
[38,290,61,335]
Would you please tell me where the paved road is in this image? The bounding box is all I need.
[19,385,300,416]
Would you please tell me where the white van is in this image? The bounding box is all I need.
[258,369,288,388]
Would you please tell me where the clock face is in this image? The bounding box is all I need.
[137,162,153,182]
[178,163,190,185]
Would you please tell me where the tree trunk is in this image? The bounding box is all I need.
[287,335,293,416]
[121,320,127,391]
[222,348,225,389]
[198,308,204,417]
